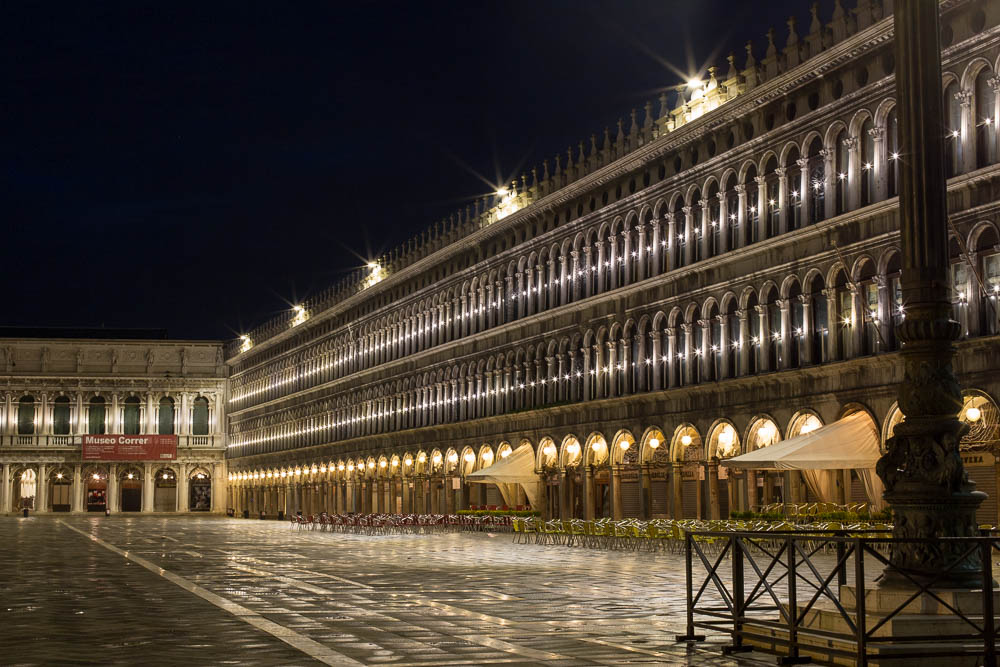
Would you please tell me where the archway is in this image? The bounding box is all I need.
[959,390,1000,525]
[189,468,212,511]
[13,467,37,511]
[746,416,782,507]
[707,421,742,515]
[639,427,669,518]
[154,467,177,512]
[84,467,108,512]
[671,424,703,519]
[49,468,72,512]
[119,466,143,512]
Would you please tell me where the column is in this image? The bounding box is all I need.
[671,462,683,519]
[844,136,860,210]
[682,206,694,266]
[71,464,82,512]
[775,167,788,235]
[665,213,677,270]
[754,176,767,243]
[699,199,710,260]
[796,157,810,226]
[799,294,814,365]
[636,224,647,281]
[650,331,663,390]
[607,236,618,290]
[681,324,694,384]
[778,298,791,369]
[822,148,836,219]
[716,191,729,254]
[755,305,770,372]
[734,185,747,248]
[718,315,730,379]
[583,466,595,520]
[707,460,720,520]
[611,465,623,520]
[737,309,749,376]
[37,463,48,512]
[142,462,153,512]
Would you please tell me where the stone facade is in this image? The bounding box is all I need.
[0,337,227,514]
[222,0,1000,522]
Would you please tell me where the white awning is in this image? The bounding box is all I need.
[721,412,880,470]
[466,443,539,508]
[721,412,885,509]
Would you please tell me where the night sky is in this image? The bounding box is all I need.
[4,0,808,341]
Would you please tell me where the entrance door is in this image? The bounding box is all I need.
[121,482,142,512]
[86,484,107,511]
[51,480,71,512]
[154,479,177,512]
[189,479,211,511]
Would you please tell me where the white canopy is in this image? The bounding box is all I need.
[465,443,538,508]
[721,412,885,509]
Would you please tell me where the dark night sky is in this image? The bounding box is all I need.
[3,0,809,341]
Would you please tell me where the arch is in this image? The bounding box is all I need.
[639,425,668,463]
[670,423,703,463]
[610,429,637,465]
[537,436,558,469]
[744,414,781,452]
[560,433,583,468]
[584,431,609,466]
[786,410,824,439]
[706,419,741,459]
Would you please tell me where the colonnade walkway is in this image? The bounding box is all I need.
[3,515,778,665]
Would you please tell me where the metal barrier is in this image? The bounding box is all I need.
[676,529,999,665]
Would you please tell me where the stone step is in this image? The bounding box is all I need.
[840,584,1000,616]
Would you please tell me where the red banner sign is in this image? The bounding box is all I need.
[82,434,178,461]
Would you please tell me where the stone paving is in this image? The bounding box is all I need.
[0,516,785,666]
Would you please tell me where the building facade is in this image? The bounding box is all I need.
[0,333,227,514]
[235,0,995,523]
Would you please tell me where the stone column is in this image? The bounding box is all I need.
[755,305,770,372]
[682,206,694,266]
[583,466,595,520]
[71,464,82,512]
[754,176,767,243]
[737,309,749,375]
[583,247,594,298]
[718,315,730,379]
[672,462,684,519]
[824,288,841,360]
[665,214,677,270]
[707,459,720,520]
[142,462,153,512]
[611,465,623,520]
[778,298,791,369]
[797,157,810,227]
[734,185,747,248]
[37,463,48,512]
[681,324,694,384]
[636,224,647,281]
[822,148,836,219]
[799,294,813,365]
[716,191,729,254]
[699,198,710,260]
[607,236,618,290]
[775,167,788,235]
[650,331,663,390]
[666,329,677,388]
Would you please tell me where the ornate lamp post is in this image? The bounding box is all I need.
[876,0,985,588]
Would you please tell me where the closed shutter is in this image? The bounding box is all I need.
[717,479,729,518]
[850,474,867,503]
[486,486,503,506]
[683,480,699,518]
[621,481,641,517]
[967,466,997,526]
[651,480,668,516]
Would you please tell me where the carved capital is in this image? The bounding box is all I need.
[868,126,885,141]
[954,89,972,107]
[795,157,809,168]
[842,136,859,150]
[774,167,787,178]
[734,183,747,195]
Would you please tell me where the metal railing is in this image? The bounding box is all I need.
[677,528,999,666]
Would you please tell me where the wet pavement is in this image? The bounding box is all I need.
[0,516,774,665]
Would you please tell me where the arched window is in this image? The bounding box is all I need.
[785,147,802,230]
[123,397,141,434]
[725,303,739,377]
[809,276,828,362]
[887,107,900,198]
[807,138,825,224]
[745,165,759,244]
[835,129,849,215]
[763,157,780,239]
[52,396,70,435]
[88,396,106,435]
[747,293,760,374]
[18,396,35,435]
[158,397,175,435]
[860,118,875,206]
[886,253,903,350]
[944,80,962,178]
[673,199,685,268]
[725,174,739,249]
[192,396,210,435]
[707,182,720,257]
[975,69,997,169]
[788,283,803,368]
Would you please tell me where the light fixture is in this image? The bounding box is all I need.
[543,443,557,457]
[127,473,134,480]
[681,434,692,447]
[567,442,580,456]
[404,457,412,466]
[432,453,443,465]
[800,416,821,434]
[379,459,387,468]
[966,406,982,422]
[483,450,494,461]
[464,452,475,463]
[619,441,630,451]
[367,460,375,469]
[417,453,427,463]
[56,472,64,480]
[758,423,776,442]
[649,438,660,449]
[92,473,100,481]
[500,449,511,459]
